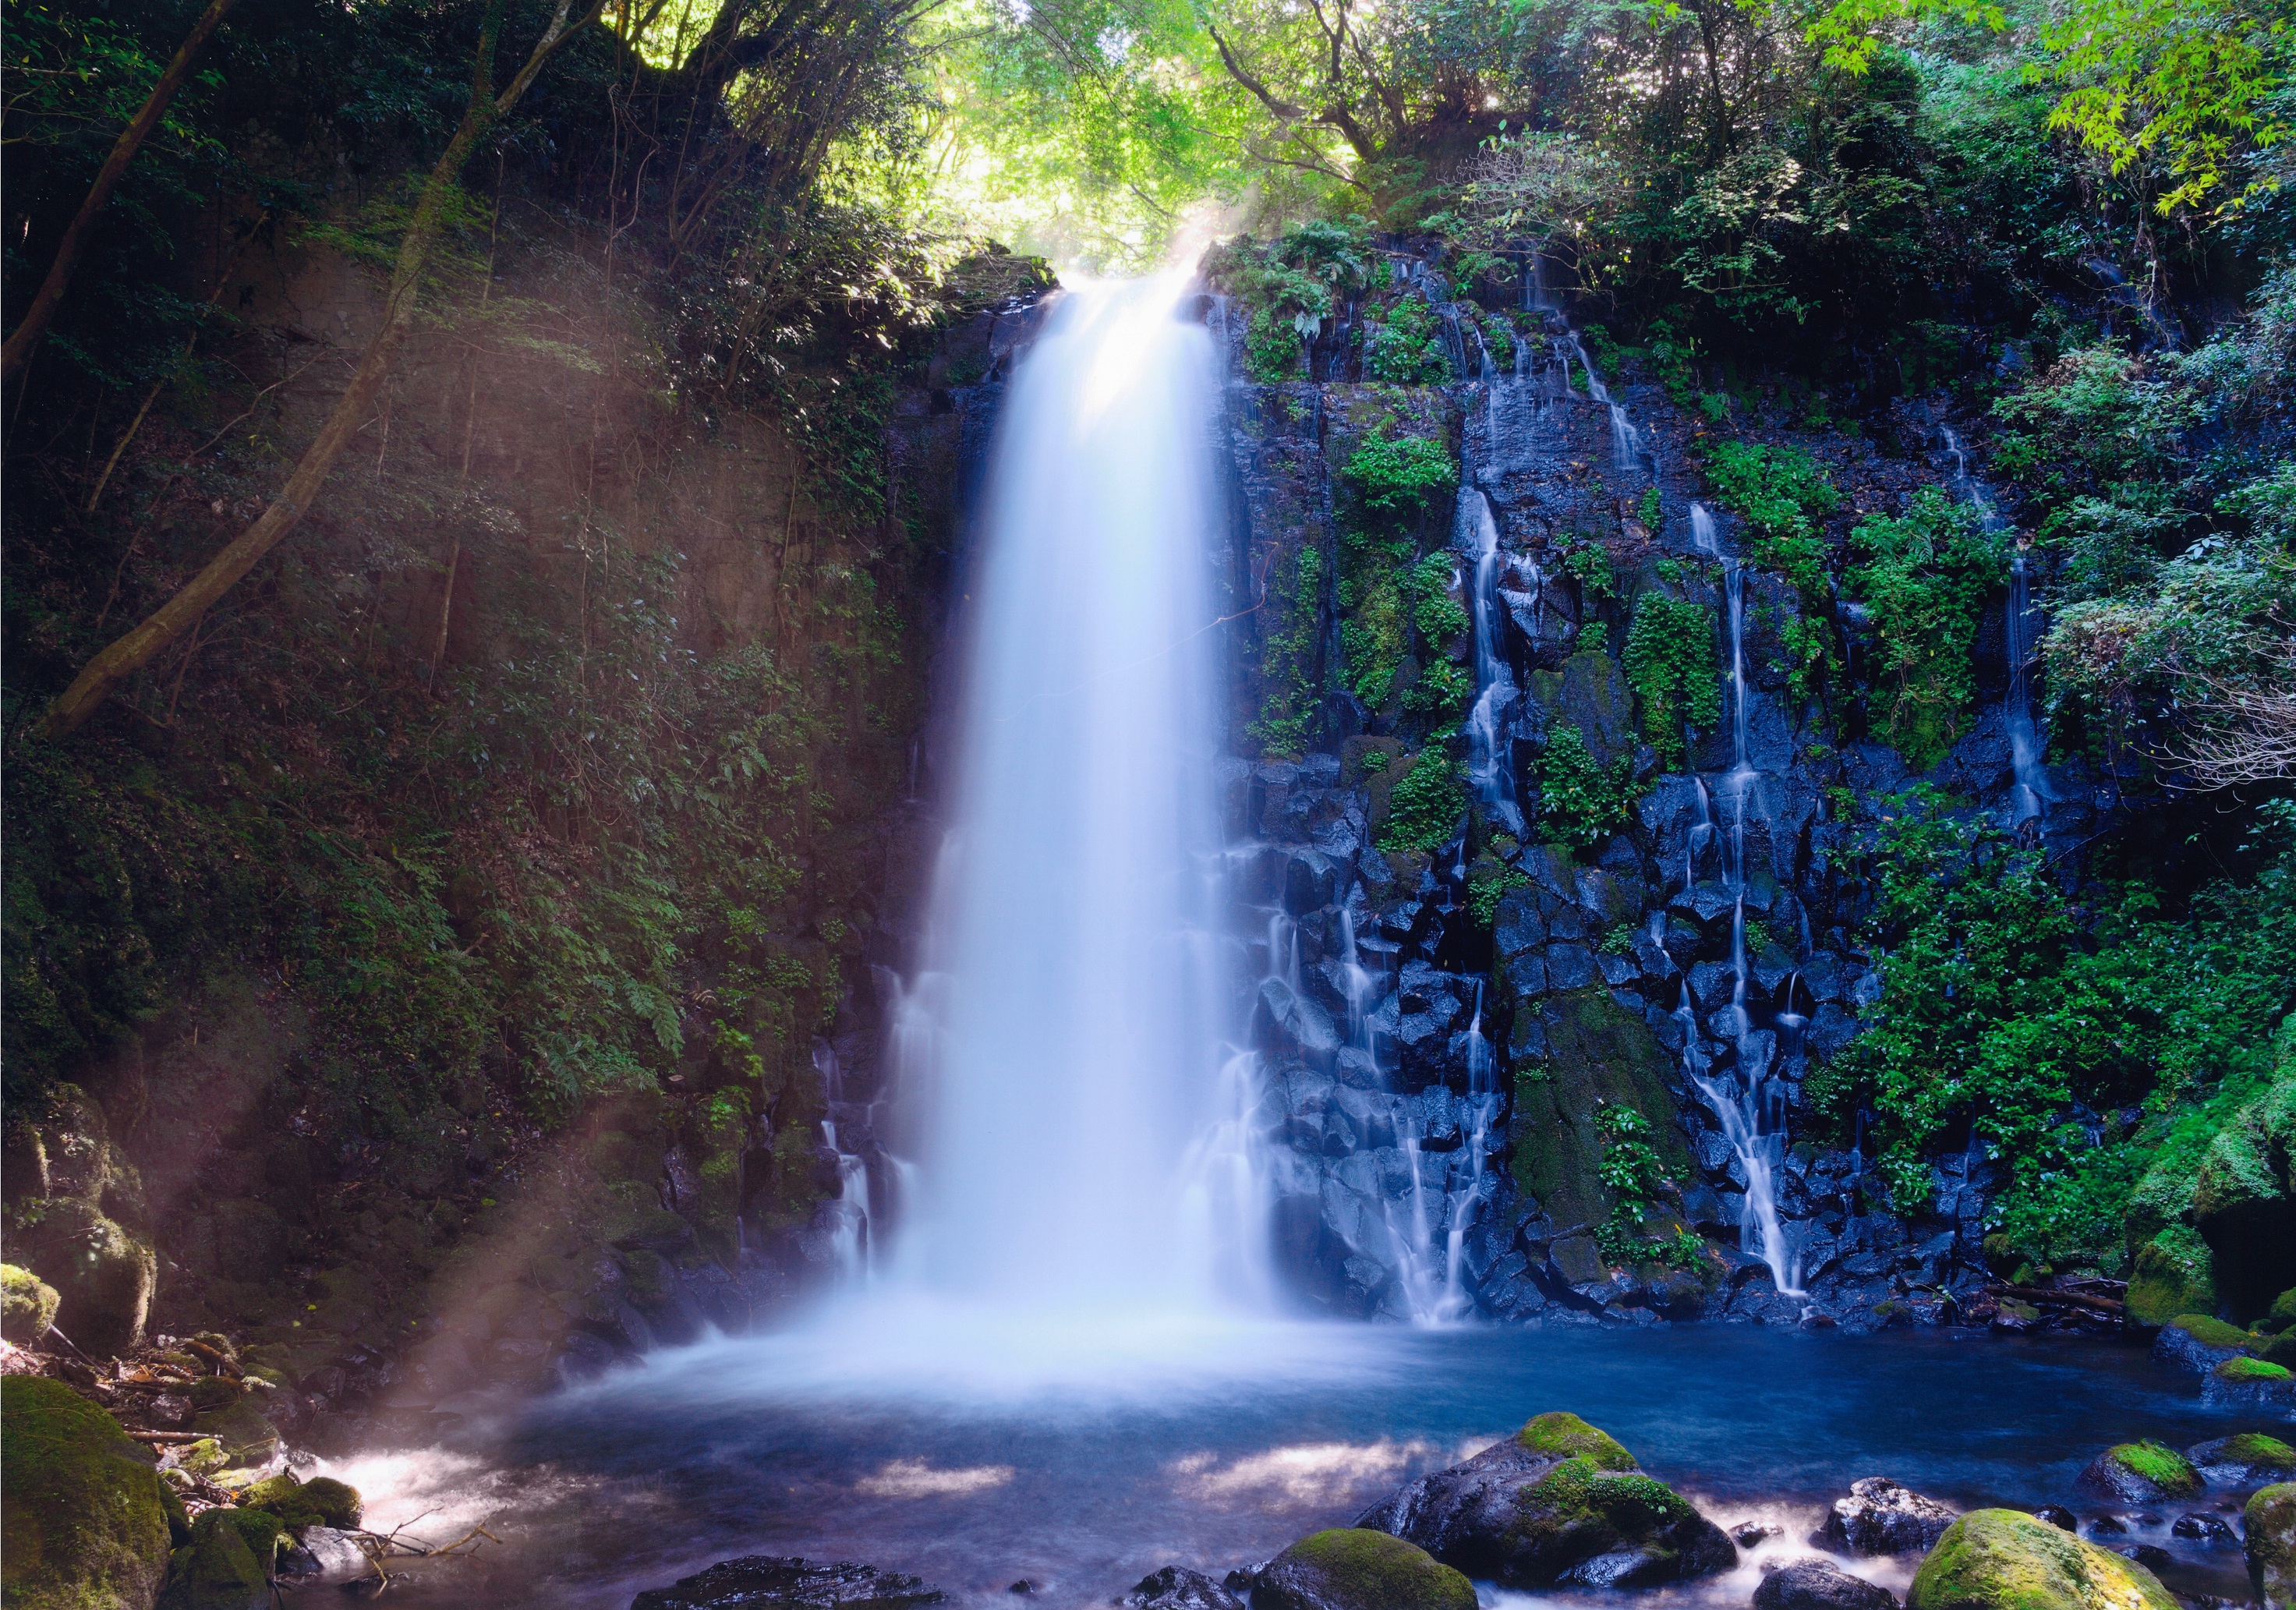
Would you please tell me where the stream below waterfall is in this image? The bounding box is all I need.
[325,1323,2265,1610]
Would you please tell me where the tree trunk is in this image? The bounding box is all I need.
[33,0,602,740]
[2,0,242,382]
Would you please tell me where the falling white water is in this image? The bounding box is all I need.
[883,277,1275,1318]
[1684,502,1804,1297]
[1943,426,2048,828]
[1458,487,1522,834]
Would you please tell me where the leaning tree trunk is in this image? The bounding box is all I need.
[1,0,242,382]
[32,0,603,740]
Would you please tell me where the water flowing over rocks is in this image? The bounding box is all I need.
[627,1556,946,1610]
[1117,1565,1248,1609]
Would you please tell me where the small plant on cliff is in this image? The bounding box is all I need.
[1364,294,1452,384]
[1622,592,1720,764]
[1845,489,2006,770]
[1532,724,1633,847]
[1249,543,1326,756]
[1378,752,1469,853]
[1344,433,1456,518]
[1704,441,1839,593]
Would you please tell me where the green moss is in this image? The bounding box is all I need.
[1515,1411,1637,1470]
[2103,1441,2205,1496]
[1,1264,59,1342]
[2206,1432,2296,1467]
[240,1471,363,1530]
[156,1507,285,1610]
[1510,1456,1700,1558]
[1509,989,1689,1226]
[1,1376,175,1610]
[1251,542,1328,757]
[1908,1509,2178,1610]
[2249,1484,2296,1605]
[2267,1287,2296,1332]
[2216,1355,2294,1382]
[1273,1527,1477,1610]
[2128,1230,2220,1325]
[2167,1312,2255,1350]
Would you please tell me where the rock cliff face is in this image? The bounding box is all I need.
[1198,257,2103,1327]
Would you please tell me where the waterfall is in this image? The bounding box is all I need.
[1686,501,1805,1297]
[883,277,1274,1315]
[1942,426,2047,827]
[1459,487,1522,835]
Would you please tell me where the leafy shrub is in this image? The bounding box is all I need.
[1533,724,1633,847]
[1622,593,1721,763]
[1703,441,1840,593]
[1845,489,2006,770]
[1364,295,1453,383]
[1343,434,1456,518]
[1377,752,1468,853]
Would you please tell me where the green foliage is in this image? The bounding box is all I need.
[1378,752,1468,853]
[1556,536,1616,598]
[1533,725,1633,848]
[1817,793,2295,1237]
[1343,434,1457,518]
[1622,593,1721,763]
[1249,543,1326,755]
[1594,1104,1665,1209]
[1704,442,1841,593]
[1469,858,1530,926]
[1601,922,1637,956]
[1845,489,2007,770]
[1408,553,1470,643]
[1364,295,1453,384]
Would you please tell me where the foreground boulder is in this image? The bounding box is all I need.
[157,1509,285,1610]
[238,1470,363,1531]
[1247,1530,1476,1610]
[1,1376,179,1610]
[629,1556,944,1609]
[1,1264,60,1342]
[2209,1357,2296,1406]
[2251,1484,2296,1608]
[1116,1565,1244,1609]
[1756,1559,1899,1610]
[2189,1433,2296,1487]
[1357,1410,1735,1588]
[1822,1479,1958,1555]
[2075,1442,2203,1503]
[1908,1510,2176,1610]
[2153,1315,2259,1373]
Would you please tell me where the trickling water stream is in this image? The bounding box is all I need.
[1942,425,2047,828]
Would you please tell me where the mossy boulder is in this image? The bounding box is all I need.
[2075,1441,2204,1503]
[2247,1484,2296,1608]
[16,1199,156,1354]
[1908,1509,2177,1610]
[1251,1529,1477,1610]
[2190,1433,2296,1486]
[1358,1412,1733,1588]
[2192,1072,2296,1319]
[239,1471,363,1531]
[190,1398,281,1474]
[2,1262,60,1341]
[1,1375,175,1610]
[2263,1288,2296,1335]
[156,1508,285,1610]
[2128,1228,2218,1329]
[2209,1356,2296,1407]
[2153,1312,2258,1372]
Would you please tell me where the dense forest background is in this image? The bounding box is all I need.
[2,0,2292,1369]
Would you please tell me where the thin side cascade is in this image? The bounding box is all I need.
[1689,502,1805,1297]
[1942,425,2047,828]
[1459,487,1523,836]
[876,276,1275,1316]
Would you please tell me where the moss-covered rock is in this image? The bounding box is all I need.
[2193,1073,2296,1320]
[1909,1509,2177,1610]
[1,1376,175,1610]
[2248,1484,2296,1609]
[1507,989,1690,1233]
[2127,1227,2218,1329]
[155,1508,285,1610]
[2153,1312,2259,1372]
[16,1199,156,1354]
[1251,1529,1477,1610]
[190,1398,281,1474]
[2263,1288,2296,1335]
[1358,1413,1733,1589]
[2189,1433,2296,1486]
[2209,1356,2296,1407]
[239,1471,363,1531]
[2,1262,60,1341]
[2075,1441,2205,1503]
[1516,1410,1636,1469]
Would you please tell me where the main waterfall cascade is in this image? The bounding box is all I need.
[840,277,1283,1329]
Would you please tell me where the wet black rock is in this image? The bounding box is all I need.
[2032,1506,2078,1533]
[628,1556,944,1610]
[2088,1516,2128,1536]
[1820,1479,1959,1555]
[2187,1433,2296,1488]
[2116,1543,2175,1571]
[1753,1559,1899,1610]
[2170,1513,2238,1543]
[1115,1566,1245,1609]
[1733,1523,1787,1548]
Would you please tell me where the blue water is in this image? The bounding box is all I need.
[324,1322,2277,1608]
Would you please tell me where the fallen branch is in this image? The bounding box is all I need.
[124,1430,210,1443]
[1995,1283,2124,1317]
